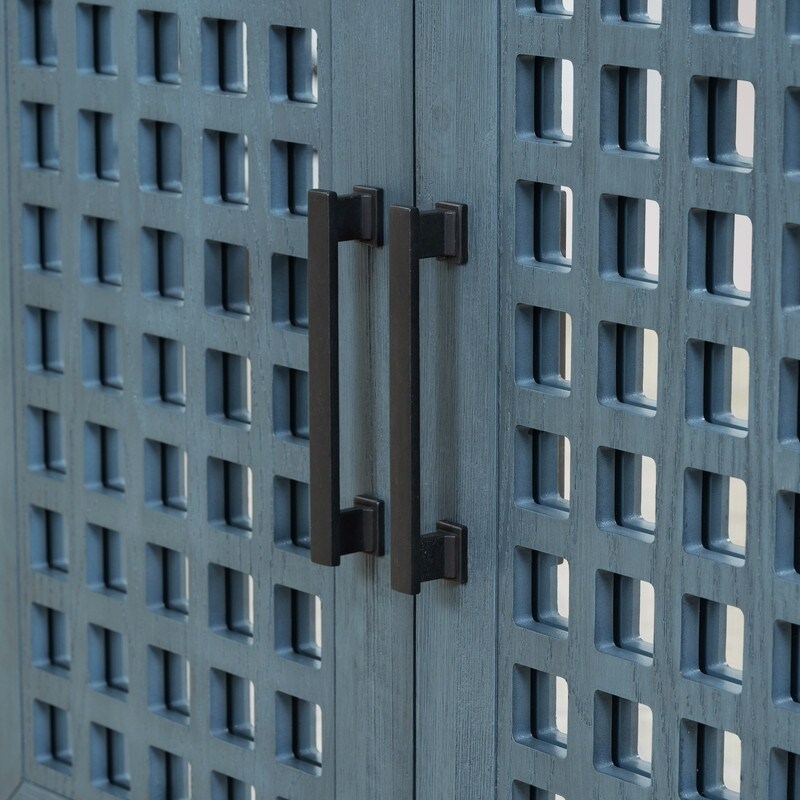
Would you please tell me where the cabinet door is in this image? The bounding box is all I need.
[0,1,413,798]
[414,0,797,798]
[412,1,501,799]
[495,0,793,799]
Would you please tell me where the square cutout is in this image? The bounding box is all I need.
[516,180,573,270]
[207,350,252,426]
[513,547,569,637]
[594,693,653,785]
[599,195,660,284]
[25,306,63,375]
[684,469,746,563]
[27,407,65,476]
[30,506,68,575]
[776,491,800,581]
[778,358,800,449]
[90,724,129,793]
[203,130,249,205]
[275,477,310,551]
[23,205,60,273]
[82,320,122,390]
[144,440,188,514]
[146,543,188,617]
[515,305,571,394]
[141,227,183,302]
[680,721,741,798]
[693,0,755,33]
[688,209,752,302]
[782,224,800,311]
[518,0,574,16]
[209,564,254,641]
[275,585,322,665]
[513,665,568,757]
[137,10,180,84]
[211,669,255,747]
[270,141,318,216]
[208,458,253,536]
[596,570,655,662]
[270,26,318,104]
[773,620,800,711]
[273,366,309,441]
[516,55,573,144]
[88,624,128,696]
[34,701,72,773]
[686,340,749,432]
[272,254,308,329]
[143,334,186,408]
[682,595,744,690]
[512,783,566,800]
[786,89,800,178]
[601,66,661,153]
[149,749,190,799]
[598,323,658,413]
[139,119,182,193]
[690,77,755,170]
[601,0,662,23]
[205,240,250,318]
[78,110,118,182]
[515,426,571,517]
[86,524,126,595]
[211,773,255,800]
[596,447,657,539]
[19,0,57,66]
[147,645,190,721]
[769,748,800,800]
[276,693,323,773]
[21,102,59,170]
[76,4,115,75]
[80,215,120,287]
[202,18,247,93]
[32,603,70,673]
[84,422,124,493]
[791,1,800,40]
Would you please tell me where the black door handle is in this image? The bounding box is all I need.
[308,187,385,566]
[389,202,469,595]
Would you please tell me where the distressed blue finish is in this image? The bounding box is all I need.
[498,0,800,798]
[3,0,799,798]
[0,1,412,798]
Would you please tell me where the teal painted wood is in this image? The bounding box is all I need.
[497,1,800,799]
[413,0,500,798]
[0,0,413,797]
[6,0,800,799]
[330,1,415,799]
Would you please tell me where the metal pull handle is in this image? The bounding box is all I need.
[389,202,469,595]
[309,186,385,566]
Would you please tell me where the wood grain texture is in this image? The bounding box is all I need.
[414,1,500,798]
[331,1,415,798]
[6,1,799,797]
[4,1,339,797]
[498,0,800,798]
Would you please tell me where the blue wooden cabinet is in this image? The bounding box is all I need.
[1,0,797,799]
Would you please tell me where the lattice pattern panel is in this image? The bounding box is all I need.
[499,0,800,797]
[8,2,333,797]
